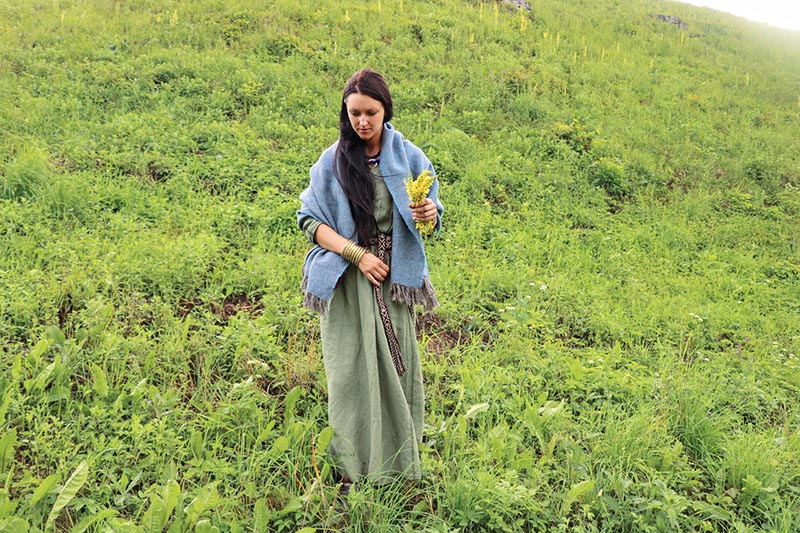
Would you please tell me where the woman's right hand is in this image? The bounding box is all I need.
[311,223,389,286]
[358,252,389,287]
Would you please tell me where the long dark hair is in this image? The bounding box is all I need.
[335,68,394,243]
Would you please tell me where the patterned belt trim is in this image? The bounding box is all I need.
[365,233,406,376]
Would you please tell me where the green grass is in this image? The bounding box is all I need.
[1,0,799,530]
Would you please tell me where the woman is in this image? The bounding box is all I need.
[297,69,442,490]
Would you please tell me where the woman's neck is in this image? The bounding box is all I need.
[365,134,382,157]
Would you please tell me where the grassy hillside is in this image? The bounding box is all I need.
[1,0,798,530]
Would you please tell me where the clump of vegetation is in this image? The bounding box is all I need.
[590,157,630,199]
[1,148,50,200]
[552,119,596,153]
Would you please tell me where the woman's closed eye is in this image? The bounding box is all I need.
[350,110,379,117]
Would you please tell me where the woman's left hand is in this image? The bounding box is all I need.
[410,198,437,222]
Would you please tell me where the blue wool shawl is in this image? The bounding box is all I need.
[297,123,442,316]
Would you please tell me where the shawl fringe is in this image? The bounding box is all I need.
[301,275,332,316]
[391,277,439,312]
[302,274,439,316]
[303,291,332,317]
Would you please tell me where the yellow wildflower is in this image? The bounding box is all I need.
[405,169,436,237]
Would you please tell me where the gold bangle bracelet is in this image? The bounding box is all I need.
[351,246,367,265]
[342,240,367,265]
[342,241,353,263]
[345,241,358,263]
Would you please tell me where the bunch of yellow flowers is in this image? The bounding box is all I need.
[405,169,436,237]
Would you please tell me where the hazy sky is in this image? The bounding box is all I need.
[678,1,800,32]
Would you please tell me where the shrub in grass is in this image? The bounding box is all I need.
[590,157,630,200]
[553,119,596,153]
[591,408,684,484]
[41,173,92,222]
[743,158,774,187]
[1,148,50,200]
[664,383,730,465]
[715,433,794,526]
[442,469,549,532]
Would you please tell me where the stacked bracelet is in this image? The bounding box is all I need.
[342,240,368,265]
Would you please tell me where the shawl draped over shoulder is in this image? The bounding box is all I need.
[297,123,442,316]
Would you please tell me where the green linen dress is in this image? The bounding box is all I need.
[301,170,424,483]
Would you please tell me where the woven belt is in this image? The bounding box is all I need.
[365,233,406,376]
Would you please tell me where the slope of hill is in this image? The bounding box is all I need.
[1,0,798,530]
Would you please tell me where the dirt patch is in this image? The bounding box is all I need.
[176,293,264,321]
[416,312,493,358]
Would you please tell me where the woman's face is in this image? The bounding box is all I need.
[345,92,385,150]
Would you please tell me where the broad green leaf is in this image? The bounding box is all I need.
[28,339,50,366]
[130,378,148,397]
[45,385,70,403]
[161,481,181,525]
[45,326,66,347]
[142,495,165,533]
[46,461,89,531]
[31,474,59,506]
[562,479,595,515]
[165,514,184,533]
[31,361,56,393]
[88,303,115,338]
[183,483,219,524]
[316,427,334,455]
[270,436,289,456]
[541,433,560,463]
[0,393,12,426]
[0,517,29,533]
[100,518,143,533]
[142,480,180,533]
[253,499,268,532]
[254,422,276,447]
[11,354,22,381]
[277,499,302,518]
[536,400,564,420]
[295,528,316,533]
[690,500,733,521]
[189,431,204,460]
[0,429,17,472]
[464,403,489,419]
[195,520,219,533]
[284,386,304,422]
[567,359,585,381]
[70,509,117,533]
[90,364,109,398]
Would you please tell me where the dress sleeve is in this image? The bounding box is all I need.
[299,216,322,244]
